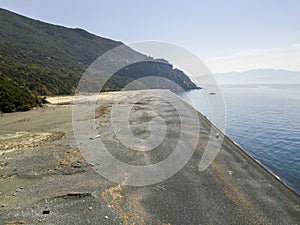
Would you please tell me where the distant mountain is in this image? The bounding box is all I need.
[215,69,300,85]
[0,8,198,97]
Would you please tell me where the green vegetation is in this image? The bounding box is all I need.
[115,61,199,92]
[0,74,42,113]
[0,8,198,112]
[0,8,123,96]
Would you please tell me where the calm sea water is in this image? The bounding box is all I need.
[180,84,300,195]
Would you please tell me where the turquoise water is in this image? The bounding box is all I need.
[180,84,300,195]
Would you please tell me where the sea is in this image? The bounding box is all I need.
[180,83,300,195]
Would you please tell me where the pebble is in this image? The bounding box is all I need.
[88,206,93,210]
[104,216,108,219]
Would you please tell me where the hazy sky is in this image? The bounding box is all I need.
[1,0,300,73]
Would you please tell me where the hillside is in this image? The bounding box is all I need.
[0,8,198,98]
[0,73,43,113]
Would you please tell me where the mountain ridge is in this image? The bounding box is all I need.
[0,8,198,112]
[215,68,300,85]
[0,8,198,94]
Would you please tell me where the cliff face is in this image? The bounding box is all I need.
[0,8,198,97]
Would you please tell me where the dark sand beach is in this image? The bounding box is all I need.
[0,90,299,224]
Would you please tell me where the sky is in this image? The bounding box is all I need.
[1,0,300,73]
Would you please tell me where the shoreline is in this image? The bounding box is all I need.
[179,88,300,197]
[201,115,299,197]
[3,90,300,196]
[0,90,299,224]
[10,90,300,195]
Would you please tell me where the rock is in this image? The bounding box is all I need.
[89,135,101,140]
[16,187,24,192]
[42,210,50,215]
[72,163,81,168]
[0,162,8,167]
[88,207,93,210]
[104,216,108,219]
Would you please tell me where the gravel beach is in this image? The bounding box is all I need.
[0,90,299,225]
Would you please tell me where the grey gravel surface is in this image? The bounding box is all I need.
[0,90,299,225]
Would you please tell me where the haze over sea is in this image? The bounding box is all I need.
[180,70,300,195]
